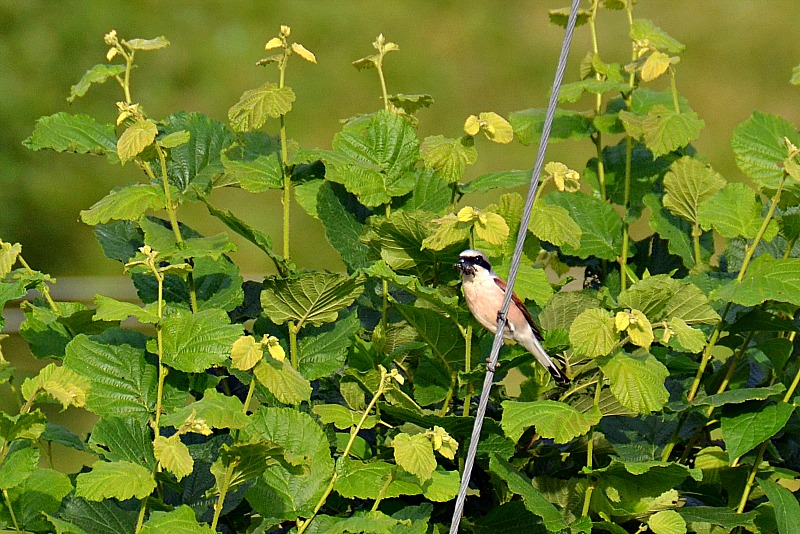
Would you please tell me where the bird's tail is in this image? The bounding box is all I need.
[521,334,570,386]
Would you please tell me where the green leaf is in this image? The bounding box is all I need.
[721,401,794,459]
[460,169,530,194]
[501,400,601,444]
[161,112,235,191]
[759,479,800,534]
[388,93,434,114]
[325,111,419,207]
[153,435,194,481]
[298,310,361,380]
[228,82,296,132]
[509,108,594,145]
[557,79,629,104]
[395,304,465,371]
[158,309,242,373]
[420,135,477,184]
[715,256,800,307]
[601,353,669,413]
[544,191,623,260]
[539,291,602,331]
[158,130,191,149]
[392,433,437,481]
[396,168,452,214]
[88,416,156,468]
[0,242,22,278]
[474,211,509,245]
[570,308,618,358]
[676,507,758,531]
[643,194,697,268]
[312,404,377,430]
[161,389,250,430]
[683,384,786,410]
[529,203,582,249]
[620,106,704,157]
[619,275,719,324]
[630,19,685,53]
[58,496,138,534]
[366,261,460,316]
[221,144,282,192]
[640,51,672,82]
[80,184,166,225]
[663,156,726,225]
[23,112,119,162]
[75,460,156,501]
[93,294,159,324]
[244,407,333,520]
[21,362,90,409]
[0,411,46,442]
[68,63,126,103]
[493,261,553,307]
[489,455,569,532]
[0,447,39,490]
[648,510,687,534]
[117,118,158,163]
[140,505,213,534]
[124,36,170,50]
[253,357,312,405]
[316,182,372,271]
[6,468,72,532]
[698,182,769,239]
[732,111,800,190]
[334,459,394,499]
[230,335,263,371]
[261,272,366,329]
[64,334,157,421]
[668,317,706,353]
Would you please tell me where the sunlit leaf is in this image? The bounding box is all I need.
[392,433,436,481]
[140,506,212,534]
[663,156,726,225]
[23,112,119,163]
[117,119,158,163]
[731,111,800,190]
[228,82,296,132]
[80,184,166,226]
[501,400,601,443]
[21,363,90,409]
[569,308,618,358]
[714,256,800,307]
[161,389,250,431]
[75,460,155,501]
[124,36,170,50]
[630,18,685,54]
[601,352,669,413]
[68,64,126,103]
[544,191,623,260]
[253,357,312,405]
[529,203,582,249]
[158,309,242,373]
[420,135,477,184]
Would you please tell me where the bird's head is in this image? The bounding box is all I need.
[455,249,492,277]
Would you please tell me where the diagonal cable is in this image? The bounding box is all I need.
[448,1,582,531]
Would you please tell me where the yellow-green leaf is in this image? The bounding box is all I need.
[475,212,509,245]
[392,432,436,481]
[529,203,582,249]
[570,308,618,358]
[420,135,477,184]
[230,335,263,371]
[154,435,193,482]
[601,353,669,413]
[75,460,156,501]
[228,83,296,132]
[648,510,687,534]
[641,51,671,82]
[501,400,601,444]
[0,242,22,277]
[253,358,312,405]
[291,42,317,63]
[124,36,170,51]
[21,363,90,409]
[117,119,158,163]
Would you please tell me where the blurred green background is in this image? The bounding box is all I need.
[2,1,800,278]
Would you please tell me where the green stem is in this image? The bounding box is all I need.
[581,371,604,517]
[17,255,59,314]
[619,136,633,291]
[242,378,256,415]
[588,0,607,201]
[370,467,396,512]
[297,369,391,534]
[2,488,20,533]
[134,495,147,533]
[735,442,767,513]
[668,68,681,114]
[738,172,787,279]
[377,62,390,111]
[289,321,299,369]
[151,264,167,436]
[439,373,457,417]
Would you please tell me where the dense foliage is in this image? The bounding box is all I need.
[3,2,800,532]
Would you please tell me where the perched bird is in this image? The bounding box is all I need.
[455,249,569,386]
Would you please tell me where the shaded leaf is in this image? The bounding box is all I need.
[23,112,119,162]
[721,401,794,459]
[545,191,623,260]
[663,156,726,225]
[510,108,594,145]
[759,479,800,534]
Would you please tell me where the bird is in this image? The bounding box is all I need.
[454,249,569,386]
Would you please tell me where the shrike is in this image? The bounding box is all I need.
[455,249,569,386]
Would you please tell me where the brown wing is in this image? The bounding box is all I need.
[493,277,543,340]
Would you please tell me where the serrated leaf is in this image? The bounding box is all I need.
[668,317,706,353]
[0,447,39,490]
[630,19,685,54]
[161,389,250,430]
[460,169,531,193]
[261,272,365,328]
[509,108,594,145]
[698,182,766,240]
[68,64,126,103]
[6,468,73,532]
[316,182,372,271]
[677,507,758,531]
[230,335,263,371]
[529,203,582,249]
[621,309,655,349]
[501,400,601,444]
[601,353,669,413]
[663,156,726,225]
[490,455,569,532]
[395,304,465,371]
[759,479,800,534]
[557,79,629,104]
[291,42,317,63]
[21,362,90,409]
[620,106,704,157]
[539,291,602,331]
[88,416,155,468]
[648,510,687,534]
[474,211,509,245]
[58,496,138,534]
[220,139,283,192]
[714,256,800,307]
[392,433,436,481]
[228,82,296,132]
[643,194,697,268]
[158,309,242,373]
[396,167,451,213]
[731,111,800,190]
[153,435,193,481]
[312,404,377,430]
[0,241,22,277]
[64,334,157,421]
[80,184,166,225]
[544,191,623,260]
[253,357,312,405]
[124,36,169,50]
[117,119,158,163]
[93,294,159,324]
[640,51,672,82]
[388,93,434,114]
[325,111,419,207]
[140,505,212,534]
[334,459,393,499]
[570,308,618,358]
[23,112,119,162]
[721,401,794,459]
[75,460,156,501]
[420,135,477,184]
[298,310,361,380]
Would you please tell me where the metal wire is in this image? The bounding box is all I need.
[448,1,583,531]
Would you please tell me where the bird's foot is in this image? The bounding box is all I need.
[485,358,500,372]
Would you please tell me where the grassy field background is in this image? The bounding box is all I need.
[1,1,800,277]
